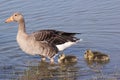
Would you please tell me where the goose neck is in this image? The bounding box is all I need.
[18,19,26,33]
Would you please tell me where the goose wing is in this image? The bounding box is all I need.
[32,29,80,45]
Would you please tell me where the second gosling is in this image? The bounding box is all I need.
[84,49,110,61]
[58,54,77,64]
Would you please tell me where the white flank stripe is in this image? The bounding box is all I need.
[56,41,77,51]
[56,39,83,51]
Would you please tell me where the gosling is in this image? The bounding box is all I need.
[84,49,110,61]
[58,54,77,64]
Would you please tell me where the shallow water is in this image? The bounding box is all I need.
[0,0,120,80]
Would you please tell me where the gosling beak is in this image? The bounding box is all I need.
[5,16,14,23]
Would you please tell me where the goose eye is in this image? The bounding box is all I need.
[15,14,17,16]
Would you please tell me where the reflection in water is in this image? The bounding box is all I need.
[84,59,110,72]
[20,61,79,80]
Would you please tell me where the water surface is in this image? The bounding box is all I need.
[0,0,120,80]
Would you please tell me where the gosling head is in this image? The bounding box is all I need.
[58,54,65,60]
[58,54,66,63]
[84,49,94,60]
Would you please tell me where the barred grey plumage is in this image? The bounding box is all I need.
[5,12,81,64]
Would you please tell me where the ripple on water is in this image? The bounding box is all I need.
[0,0,120,80]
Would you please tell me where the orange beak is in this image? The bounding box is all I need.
[5,16,14,23]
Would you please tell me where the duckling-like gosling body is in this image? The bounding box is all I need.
[58,54,77,64]
[84,49,110,61]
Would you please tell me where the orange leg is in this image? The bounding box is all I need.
[50,58,54,64]
[41,56,46,62]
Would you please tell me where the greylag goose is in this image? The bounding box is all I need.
[5,12,81,64]
[58,53,77,64]
[84,49,110,61]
